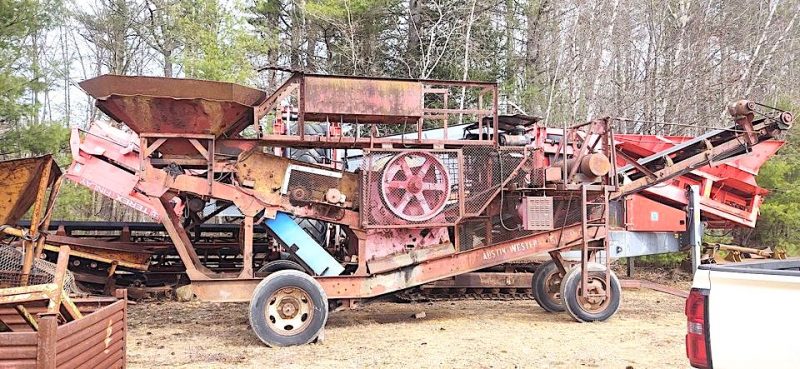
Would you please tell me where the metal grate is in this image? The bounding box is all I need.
[553,196,583,228]
[283,165,342,203]
[457,219,490,251]
[361,149,461,227]
[462,146,527,216]
[0,245,82,294]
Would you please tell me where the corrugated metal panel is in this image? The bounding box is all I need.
[0,298,126,369]
[0,332,37,369]
[0,302,109,332]
[0,359,36,369]
[56,300,126,369]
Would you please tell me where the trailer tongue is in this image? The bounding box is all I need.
[52,73,793,346]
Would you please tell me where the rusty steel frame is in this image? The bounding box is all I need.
[253,73,500,149]
[190,222,602,301]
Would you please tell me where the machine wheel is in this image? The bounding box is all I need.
[560,263,621,322]
[531,260,565,312]
[255,259,307,277]
[249,270,329,347]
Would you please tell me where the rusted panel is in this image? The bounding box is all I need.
[0,156,61,226]
[303,75,423,123]
[60,335,124,369]
[0,332,37,346]
[235,149,359,209]
[56,299,126,368]
[0,359,36,369]
[79,74,266,138]
[0,299,124,369]
[367,243,455,274]
[65,157,161,222]
[55,300,124,340]
[0,345,37,359]
[58,328,124,368]
[56,314,123,355]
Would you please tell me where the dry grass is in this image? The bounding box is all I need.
[127,289,687,369]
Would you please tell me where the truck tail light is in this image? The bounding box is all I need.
[685,288,711,368]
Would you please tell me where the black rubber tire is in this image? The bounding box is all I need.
[255,259,307,277]
[293,216,328,246]
[249,270,329,347]
[560,263,621,322]
[531,260,565,313]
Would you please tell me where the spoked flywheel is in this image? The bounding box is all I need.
[380,152,451,222]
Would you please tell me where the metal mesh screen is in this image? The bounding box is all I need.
[552,195,583,229]
[285,166,341,203]
[456,191,604,251]
[462,147,527,216]
[457,219,490,251]
[0,245,82,294]
[456,192,536,249]
[361,149,461,227]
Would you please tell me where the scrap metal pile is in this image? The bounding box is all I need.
[0,156,128,368]
[0,72,792,347]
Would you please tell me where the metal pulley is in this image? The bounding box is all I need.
[379,152,451,222]
[551,152,611,180]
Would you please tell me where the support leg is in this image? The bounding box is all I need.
[239,216,254,278]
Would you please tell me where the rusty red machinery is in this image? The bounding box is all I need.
[10,72,791,347]
[25,119,786,301]
[397,117,789,300]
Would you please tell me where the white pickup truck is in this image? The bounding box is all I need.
[686,259,800,368]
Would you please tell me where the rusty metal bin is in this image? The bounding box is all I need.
[0,290,128,369]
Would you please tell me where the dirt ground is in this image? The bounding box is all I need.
[127,287,689,369]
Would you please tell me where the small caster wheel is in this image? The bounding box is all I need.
[531,260,565,312]
[249,270,328,346]
[560,262,621,322]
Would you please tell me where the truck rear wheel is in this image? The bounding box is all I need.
[531,260,565,312]
[249,270,329,347]
[560,263,621,322]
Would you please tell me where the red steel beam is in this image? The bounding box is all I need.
[192,222,601,301]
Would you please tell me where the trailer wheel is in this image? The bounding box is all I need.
[560,263,621,322]
[249,270,329,347]
[255,259,307,277]
[531,260,565,312]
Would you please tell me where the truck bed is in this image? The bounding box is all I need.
[691,259,800,368]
